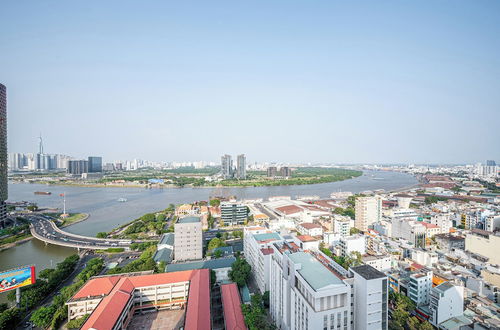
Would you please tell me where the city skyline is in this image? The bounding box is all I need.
[2,1,500,163]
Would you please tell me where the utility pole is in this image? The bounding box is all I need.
[15,287,21,307]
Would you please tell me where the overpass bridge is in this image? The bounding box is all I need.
[30,216,145,250]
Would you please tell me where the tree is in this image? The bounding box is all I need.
[0,308,21,330]
[229,257,251,287]
[156,213,166,221]
[67,314,90,329]
[350,227,361,235]
[262,291,270,308]
[96,232,107,238]
[31,305,56,328]
[418,321,434,330]
[213,249,223,258]
[208,237,226,251]
[27,204,38,212]
[141,213,156,222]
[209,199,220,207]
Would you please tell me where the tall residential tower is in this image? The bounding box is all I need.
[0,84,7,226]
[236,154,246,179]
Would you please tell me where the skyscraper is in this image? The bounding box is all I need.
[221,154,233,179]
[0,84,7,226]
[486,160,496,166]
[88,156,102,173]
[236,154,246,179]
[67,160,89,175]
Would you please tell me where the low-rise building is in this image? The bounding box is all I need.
[408,268,433,306]
[429,282,464,327]
[339,234,366,257]
[362,255,392,272]
[221,203,249,226]
[297,222,323,237]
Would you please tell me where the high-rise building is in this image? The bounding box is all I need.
[221,154,233,179]
[280,166,292,178]
[267,166,277,177]
[236,154,246,179]
[88,156,102,173]
[351,265,389,330]
[355,196,382,231]
[174,216,202,261]
[486,160,497,166]
[220,202,249,226]
[0,84,7,226]
[67,160,88,175]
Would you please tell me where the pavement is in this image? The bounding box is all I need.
[29,215,134,250]
[126,309,185,330]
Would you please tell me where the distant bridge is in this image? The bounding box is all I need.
[30,216,146,250]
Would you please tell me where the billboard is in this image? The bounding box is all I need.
[0,266,36,293]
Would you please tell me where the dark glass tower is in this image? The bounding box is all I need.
[0,84,7,225]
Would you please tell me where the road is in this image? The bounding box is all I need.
[28,215,137,250]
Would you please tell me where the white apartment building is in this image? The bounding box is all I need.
[362,255,392,272]
[243,227,283,293]
[297,222,323,237]
[430,214,453,234]
[333,217,351,238]
[410,249,438,268]
[355,196,382,231]
[269,241,352,330]
[391,217,427,248]
[485,215,500,232]
[339,235,366,257]
[429,282,464,327]
[408,268,433,306]
[350,265,389,330]
[174,216,202,261]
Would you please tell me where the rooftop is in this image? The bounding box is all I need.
[298,222,322,230]
[177,216,201,224]
[153,248,173,263]
[296,235,319,243]
[159,233,175,246]
[433,281,455,293]
[253,232,282,243]
[166,257,236,273]
[288,252,344,291]
[220,283,246,330]
[276,205,303,215]
[351,264,386,280]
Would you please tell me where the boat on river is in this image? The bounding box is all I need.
[34,191,51,195]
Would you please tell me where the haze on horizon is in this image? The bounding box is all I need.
[1,1,499,164]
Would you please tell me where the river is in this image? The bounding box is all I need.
[0,170,417,302]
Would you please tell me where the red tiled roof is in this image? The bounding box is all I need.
[73,276,122,299]
[298,222,322,230]
[79,270,210,330]
[261,248,274,256]
[221,283,246,330]
[276,205,303,215]
[421,222,439,229]
[296,235,318,242]
[185,269,211,330]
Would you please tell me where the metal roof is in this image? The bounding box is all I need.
[153,248,173,263]
[288,252,344,291]
[177,216,201,224]
[159,233,174,246]
[166,257,236,273]
[253,232,281,242]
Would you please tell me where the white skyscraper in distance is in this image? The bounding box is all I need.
[221,154,232,179]
[236,154,246,179]
[355,195,382,231]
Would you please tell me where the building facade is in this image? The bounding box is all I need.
[429,282,464,327]
[0,84,7,226]
[88,156,102,172]
[355,196,382,231]
[351,265,388,330]
[220,202,248,226]
[67,160,89,175]
[236,154,246,179]
[174,216,202,261]
[221,154,233,179]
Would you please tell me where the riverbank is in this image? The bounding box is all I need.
[0,234,32,252]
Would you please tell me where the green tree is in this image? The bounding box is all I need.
[0,308,21,330]
[67,314,90,329]
[31,305,56,328]
[141,213,156,222]
[229,257,251,287]
[350,227,361,235]
[156,213,166,221]
[419,321,434,330]
[213,249,223,258]
[96,232,107,238]
[27,204,38,212]
[209,199,221,207]
[208,237,226,251]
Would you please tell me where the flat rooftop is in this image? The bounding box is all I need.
[177,216,201,224]
[288,252,344,291]
[253,232,281,242]
[127,309,184,330]
[351,264,386,280]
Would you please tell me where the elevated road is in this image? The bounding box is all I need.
[30,216,140,250]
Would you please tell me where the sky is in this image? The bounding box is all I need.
[1,1,499,164]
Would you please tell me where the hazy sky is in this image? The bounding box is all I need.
[1,1,499,164]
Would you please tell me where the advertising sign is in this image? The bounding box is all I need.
[0,265,36,293]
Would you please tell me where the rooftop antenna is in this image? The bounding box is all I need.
[38,133,44,154]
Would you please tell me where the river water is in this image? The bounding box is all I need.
[0,170,417,301]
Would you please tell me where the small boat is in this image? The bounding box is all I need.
[34,191,51,195]
[117,198,127,202]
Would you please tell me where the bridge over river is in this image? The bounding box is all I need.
[29,216,143,250]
